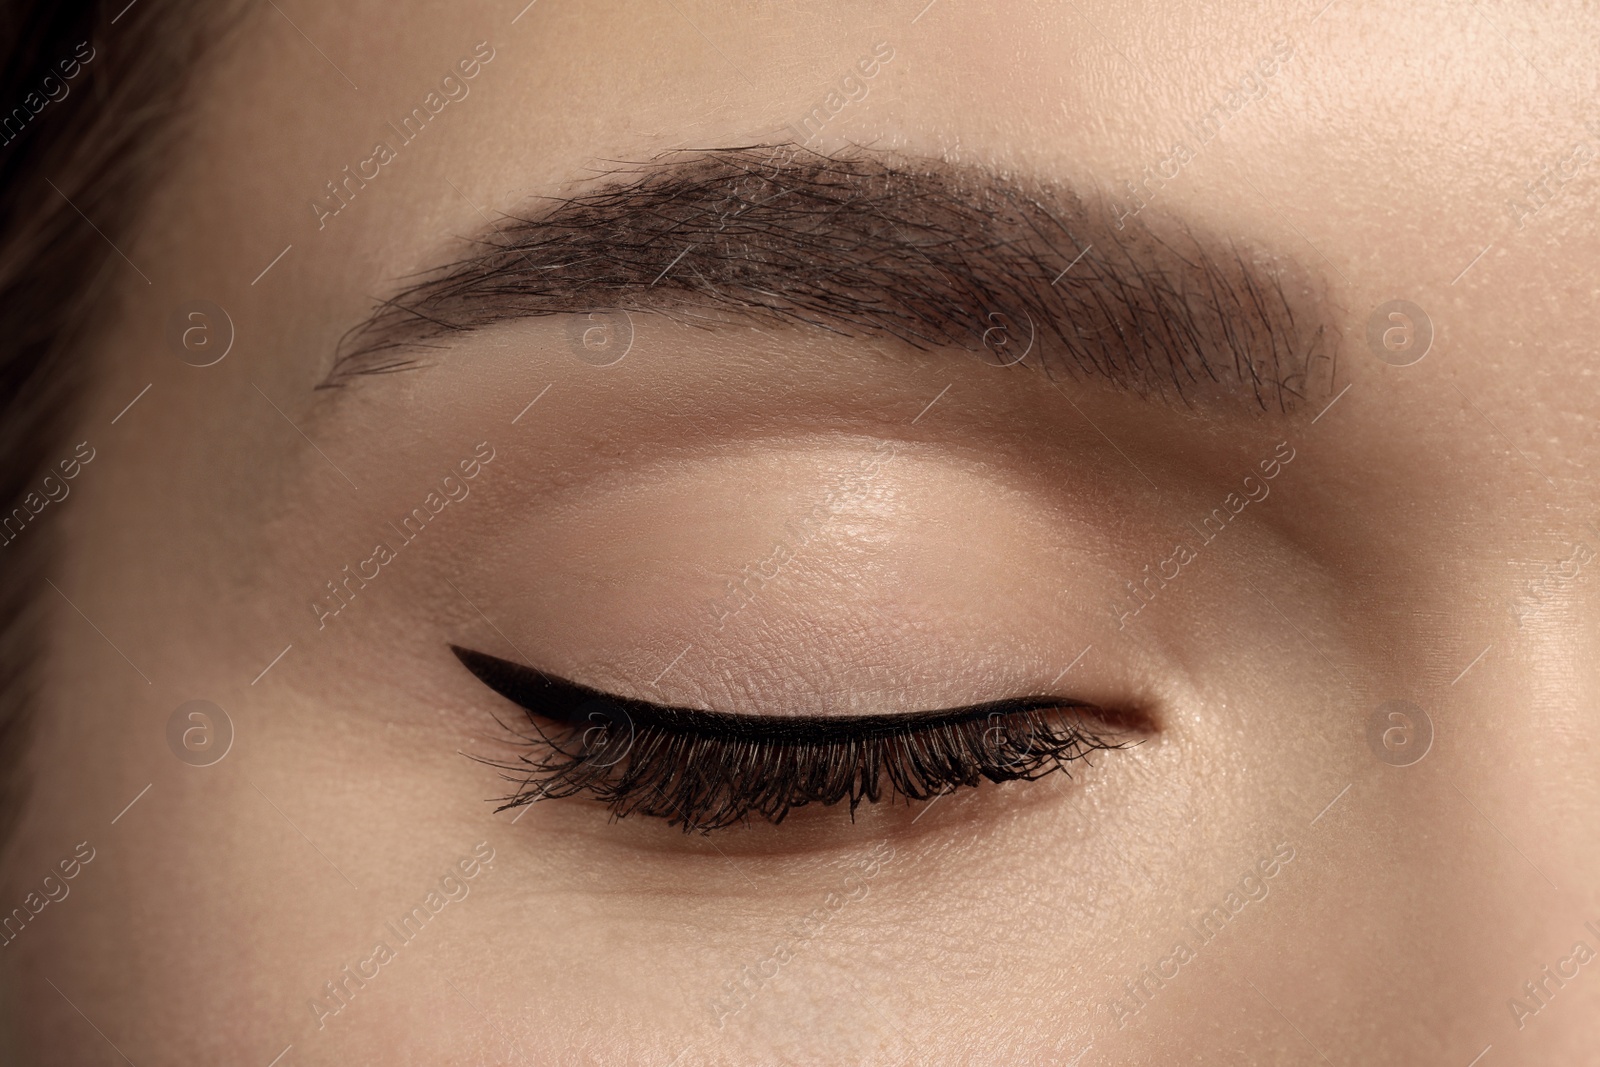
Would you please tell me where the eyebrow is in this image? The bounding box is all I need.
[327,144,1338,412]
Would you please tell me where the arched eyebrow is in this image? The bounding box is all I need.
[326,144,1339,413]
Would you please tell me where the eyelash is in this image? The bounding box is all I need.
[453,646,1134,833]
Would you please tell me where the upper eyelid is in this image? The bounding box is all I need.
[451,645,1105,740]
[325,145,1338,415]
[453,644,1139,832]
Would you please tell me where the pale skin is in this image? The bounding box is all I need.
[4,0,1599,1063]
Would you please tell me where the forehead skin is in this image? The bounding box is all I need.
[6,0,1600,1065]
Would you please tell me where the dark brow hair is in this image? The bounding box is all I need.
[331,145,1339,412]
[0,1,240,847]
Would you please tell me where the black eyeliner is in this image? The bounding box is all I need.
[450,644,1094,743]
[452,643,1132,832]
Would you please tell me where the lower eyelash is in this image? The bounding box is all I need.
[454,646,1134,833]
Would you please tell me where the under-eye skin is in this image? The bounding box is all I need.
[452,645,1136,833]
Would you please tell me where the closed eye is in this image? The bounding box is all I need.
[452,645,1140,833]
